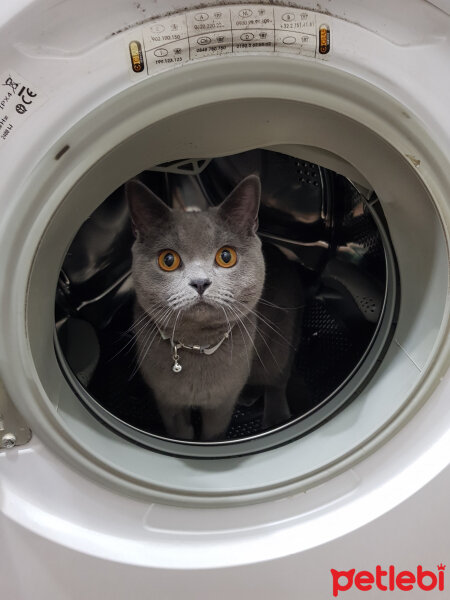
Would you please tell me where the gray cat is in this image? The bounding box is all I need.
[127,175,302,441]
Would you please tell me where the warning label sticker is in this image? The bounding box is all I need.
[0,70,47,145]
[127,4,330,76]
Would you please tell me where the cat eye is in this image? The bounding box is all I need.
[215,246,237,268]
[158,249,181,271]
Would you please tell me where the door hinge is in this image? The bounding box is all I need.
[0,378,32,450]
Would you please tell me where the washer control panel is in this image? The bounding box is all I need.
[127,4,330,76]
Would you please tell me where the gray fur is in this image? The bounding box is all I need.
[127,175,302,440]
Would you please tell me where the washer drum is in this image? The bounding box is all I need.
[55,149,398,456]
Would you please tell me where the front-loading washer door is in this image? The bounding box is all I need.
[54,148,397,457]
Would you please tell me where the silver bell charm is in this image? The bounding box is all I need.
[172,344,182,373]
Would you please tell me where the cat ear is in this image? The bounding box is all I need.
[126,179,171,238]
[218,175,261,235]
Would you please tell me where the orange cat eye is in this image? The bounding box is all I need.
[215,246,237,268]
[158,250,181,271]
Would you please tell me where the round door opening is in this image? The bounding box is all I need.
[54,149,398,455]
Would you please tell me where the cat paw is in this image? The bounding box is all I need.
[172,424,195,441]
[262,388,291,429]
[199,430,226,442]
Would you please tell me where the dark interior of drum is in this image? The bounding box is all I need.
[55,149,389,441]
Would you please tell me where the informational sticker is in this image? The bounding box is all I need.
[0,70,47,144]
[127,4,330,77]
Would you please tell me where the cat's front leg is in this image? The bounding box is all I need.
[157,402,195,441]
[200,400,237,441]
[262,385,291,430]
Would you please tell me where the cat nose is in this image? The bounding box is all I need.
[189,278,212,296]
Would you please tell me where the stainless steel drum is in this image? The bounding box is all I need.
[55,149,398,456]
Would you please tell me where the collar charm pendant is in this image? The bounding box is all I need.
[172,344,182,373]
[164,327,232,373]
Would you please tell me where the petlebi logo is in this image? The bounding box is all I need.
[331,564,446,597]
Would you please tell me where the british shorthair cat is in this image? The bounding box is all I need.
[127,175,303,440]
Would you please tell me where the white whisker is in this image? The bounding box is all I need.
[129,307,173,379]
[232,303,282,370]
[227,304,266,372]
[218,304,233,364]
[232,299,295,349]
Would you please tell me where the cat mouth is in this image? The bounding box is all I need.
[185,296,221,311]
[170,295,226,312]
[193,296,215,307]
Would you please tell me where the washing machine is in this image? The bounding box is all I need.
[0,0,449,598]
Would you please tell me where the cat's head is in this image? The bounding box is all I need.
[126,175,265,330]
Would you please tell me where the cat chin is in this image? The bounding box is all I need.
[183,298,222,315]
[175,299,230,326]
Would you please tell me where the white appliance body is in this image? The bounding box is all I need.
[0,1,449,598]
